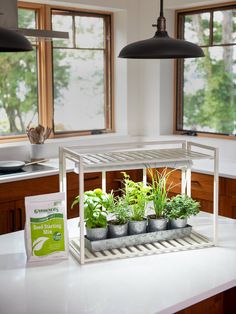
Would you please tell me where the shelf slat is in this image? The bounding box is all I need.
[69,231,214,264]
[70,148,213,171]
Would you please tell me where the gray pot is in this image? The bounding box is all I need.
[129,220,147,235]
[86,226,108,241]
[170,218,187,229]
[148,216,168,232]
[108,222,128,238]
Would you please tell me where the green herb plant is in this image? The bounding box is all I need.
[149,168,176,219]
[109,195,130,225]
[122,172,151,221]
[165,194,200,220]
[71,188,113,229]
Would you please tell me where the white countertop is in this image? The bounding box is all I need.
[0,136,236,183]
[0,159,74,184]
[0,155,236,184]
[0,212,235,314]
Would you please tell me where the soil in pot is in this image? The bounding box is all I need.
[108,221,128,238]
[86,226,108,241]
[170,218,187,229]
[147,215,168,232]
[129,220,147,235]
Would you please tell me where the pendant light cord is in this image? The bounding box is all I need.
[152,0,166,34]
[160,0,163,17]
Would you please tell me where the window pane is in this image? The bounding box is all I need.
[184,13,210,46]
[75,16,104,48]
[213,10,236,44]
[53,49,105,132]
[52,14,73,48]
[0,50,38,136]
[18,8,36,29]
[183,46,236,134]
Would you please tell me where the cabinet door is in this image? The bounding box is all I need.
[0,199,24,234]
[176,287,236,314]
[0,176,59,235]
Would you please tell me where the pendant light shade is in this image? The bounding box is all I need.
[119,0,204,59]
[0,26,33,52]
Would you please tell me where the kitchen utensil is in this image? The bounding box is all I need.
[26,125,51,144]
[0,159,48,172]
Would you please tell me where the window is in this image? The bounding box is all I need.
[52,10,111,133]
[176,4,236,136]
[0,3,113,141]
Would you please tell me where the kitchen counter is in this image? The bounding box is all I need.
[1,154,236,184]
[0,212,235,314]
[0,136,236,183]
[0,159,74,184]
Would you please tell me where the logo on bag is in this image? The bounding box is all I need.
[34,207,59,214]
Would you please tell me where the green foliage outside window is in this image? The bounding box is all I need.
[0,8,70,136]
[0,10,37,135]
[178,8,236,135]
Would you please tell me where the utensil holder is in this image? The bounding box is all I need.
[30,144,46,161]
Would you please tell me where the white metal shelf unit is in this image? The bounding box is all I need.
[59,140,219,265]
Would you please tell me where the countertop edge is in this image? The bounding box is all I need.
[160,280,236,314]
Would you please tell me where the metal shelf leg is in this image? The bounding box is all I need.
[79,157,85,265]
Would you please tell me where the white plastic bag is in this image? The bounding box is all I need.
[25,192,68,262]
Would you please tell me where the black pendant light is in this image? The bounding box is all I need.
[0,27,32,52]
[119,0,204,59]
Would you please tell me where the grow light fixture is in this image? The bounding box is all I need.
[118,0,204,59]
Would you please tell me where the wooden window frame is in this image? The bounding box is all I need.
[174,1,236,140]
[0,1,114,142]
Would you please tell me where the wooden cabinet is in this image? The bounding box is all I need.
[176,286,236,314]
[0,172,102,234]
[0,169,142,234]
[0,175,59,234]
[0,168,235,234]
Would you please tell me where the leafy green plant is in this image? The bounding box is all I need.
[71,188,113,229]
[122,172,151,221]
[165,194,200,220]
[109,195,130,225]
[149,168,176,218]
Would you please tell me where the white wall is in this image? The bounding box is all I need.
[159,9,175,135]
[127,0,160,136]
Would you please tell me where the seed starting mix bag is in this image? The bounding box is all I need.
[25,192,68,262]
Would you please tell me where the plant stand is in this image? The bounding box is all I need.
[59,140,219,265]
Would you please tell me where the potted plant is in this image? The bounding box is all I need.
[108,195,130,238]
[72,188,112,241]
[165,194,200,229]
[148,168,175,232]
[122,172,151,235]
